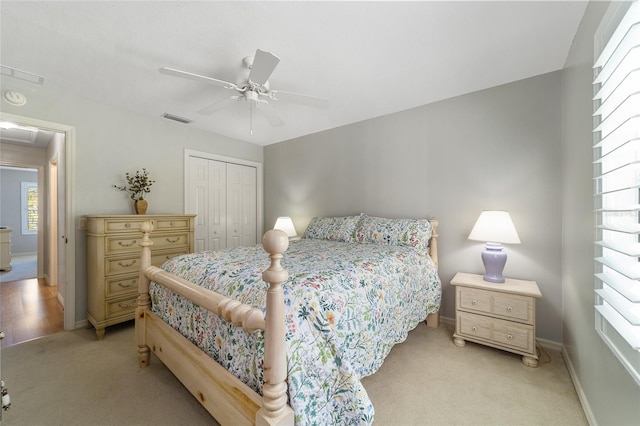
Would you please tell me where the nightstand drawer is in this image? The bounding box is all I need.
[458,287,491,313]
[457,286,534,324]
[458,312,492,340]
[493,293,533,323]
[457,311,535,354]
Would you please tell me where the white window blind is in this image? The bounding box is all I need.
[593,0,640,385]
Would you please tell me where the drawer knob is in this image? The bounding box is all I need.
[125,223,131,228]
[472,300,477,305]
[507,306,513,312]
[170,221,175,226]
[507,334,513,340]
[471,326,477,332]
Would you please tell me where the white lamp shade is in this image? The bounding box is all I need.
[468,211,521,244]
[274,216,297,237]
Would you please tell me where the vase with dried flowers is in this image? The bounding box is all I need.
[113,168,156,214]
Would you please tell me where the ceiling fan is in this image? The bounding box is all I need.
[159,49,329,134]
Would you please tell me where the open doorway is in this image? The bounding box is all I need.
[0,112,76,333]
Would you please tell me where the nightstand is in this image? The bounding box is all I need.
[451,272,542,367]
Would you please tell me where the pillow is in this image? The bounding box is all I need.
[355,215,433,255]
[303,215,362,242]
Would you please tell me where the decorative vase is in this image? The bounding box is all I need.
[134,199,148,215]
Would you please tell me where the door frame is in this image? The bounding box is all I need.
[0,112,76,331]
[184,149,263,244]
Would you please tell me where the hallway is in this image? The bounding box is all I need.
[0,276,64,347]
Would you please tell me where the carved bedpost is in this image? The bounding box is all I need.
[256,230,295,426]
[136,221,154,368]
[430,219,439,270]
[426,219,441,329]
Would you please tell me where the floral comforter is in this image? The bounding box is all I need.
[150,238,441,425]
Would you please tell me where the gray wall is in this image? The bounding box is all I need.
[0,78,263,324]
[0,167,38,254]
[562,1,640,424]
[265,71,563,343]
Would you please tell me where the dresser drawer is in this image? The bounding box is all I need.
[493,321,534,353]
[105,249,189,276]
[457,286,534,324]
[106,275,138,298]
[106,295,138,319]
[150,233,190,251]
[104,218,151,234]
[155,217,191,231]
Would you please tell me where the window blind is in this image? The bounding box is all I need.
[593,0,640,384]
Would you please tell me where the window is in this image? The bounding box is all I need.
[593,0,640,385]
[21,182,38,235]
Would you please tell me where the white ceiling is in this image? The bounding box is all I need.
[0,1,588,146]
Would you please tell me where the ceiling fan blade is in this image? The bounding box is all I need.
[197,96,240,115]
[270,90,329,109]
[255,102,285,127]
[159,67,238,90]
[248,49,280,85]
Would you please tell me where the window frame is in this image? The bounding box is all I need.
[593,0,640,386]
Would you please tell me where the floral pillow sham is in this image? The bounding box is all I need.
[355,215,434,256]
[302,215,362,242]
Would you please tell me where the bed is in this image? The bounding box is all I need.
[136,214,441,425]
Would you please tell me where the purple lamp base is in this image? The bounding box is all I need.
[481,242,507,283]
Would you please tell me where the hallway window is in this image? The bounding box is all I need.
[21,181,37,235]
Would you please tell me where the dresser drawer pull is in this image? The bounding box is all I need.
[472,300,478,305]
[125,223,131,228]
[507,334,513,340]
[118,282,135,288]
[117,260,136,267]
[118,301,137,309]
[165,237,180,243]
[507,306,513,312]
[117,240,136,247]
[471,326,477,332]
[170,221,175,226]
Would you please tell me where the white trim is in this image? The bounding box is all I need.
[562,346,597,426]
[184,148,264,242]
[0,112,77,331]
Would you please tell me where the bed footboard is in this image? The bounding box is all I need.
[136,222,294,425]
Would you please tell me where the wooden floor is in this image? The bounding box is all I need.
[0,278,64,348]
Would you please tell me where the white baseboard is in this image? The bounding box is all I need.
[562,346,596,426]
[75,319,89,330]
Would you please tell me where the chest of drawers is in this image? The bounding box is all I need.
[86,214,195,339]
[451,272,542,367]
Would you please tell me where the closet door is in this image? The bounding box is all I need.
[226,163,257,248]
[188,157,209,252]
[208,160,227,250]
[187,155,257,250]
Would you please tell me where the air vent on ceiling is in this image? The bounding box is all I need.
[162,113,192,124]
[1,65,45,85]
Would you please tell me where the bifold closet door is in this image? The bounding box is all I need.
[188,156,257,251]
[226,163,257,248]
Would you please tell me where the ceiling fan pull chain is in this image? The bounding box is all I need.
[250,102,254,136]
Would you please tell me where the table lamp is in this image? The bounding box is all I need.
[274,217,297,240]
[468,211,521,283]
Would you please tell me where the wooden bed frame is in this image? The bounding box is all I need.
[136,219,440,425]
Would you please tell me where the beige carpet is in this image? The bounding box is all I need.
[1,321,587,425]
